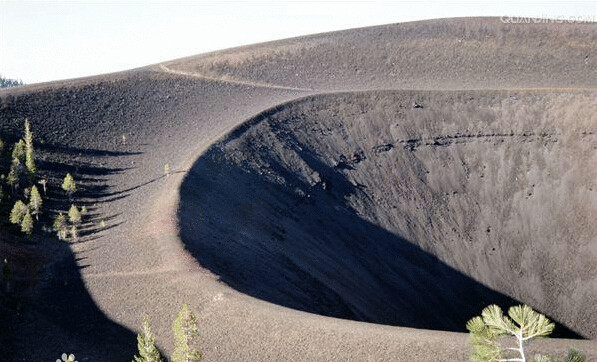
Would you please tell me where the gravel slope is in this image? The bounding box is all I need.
[0,17,595,361]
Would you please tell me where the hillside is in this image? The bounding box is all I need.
[0,17,595,361]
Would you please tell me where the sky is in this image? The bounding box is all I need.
[1,1,595,84]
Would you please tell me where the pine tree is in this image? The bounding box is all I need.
[62,173,77,199]
[67,204,82,242]
[11,139,25,164]
[171,304,202,362]
[58,228,68,241]
[70,225,78,242]
[25,139,35,177]
[29,185,43,220]
[133,315,163,362]
[7,160,21,193]
[9,200,27,224]
[24,119,33,146]
[467,304,555,362]
[68,204,82,225]
[21,209,34,235]
[6,167,18,189]
[466,312,502,362]
[24,119,36,176]
[53,212,68,241]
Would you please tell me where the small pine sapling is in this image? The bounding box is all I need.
[7,161,20,193]
[21,209,34,235]
[171,303,202,362]
[133,315,163,362]
[24,119,33,147]
[68,204,82,225]
[563,350,586,362]
[24,119,36,176]
[9,200,27,225]
[29,185,43,220]
[68,204,81,242]
[58,227,68,241]
[70,225,78,243]
[62,173,77,199]
[53,212,68,241]
[11,139,25,164]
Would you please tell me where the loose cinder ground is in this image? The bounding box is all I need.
[0,17,596,361]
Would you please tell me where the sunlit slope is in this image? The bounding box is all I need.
[165,18,597,90]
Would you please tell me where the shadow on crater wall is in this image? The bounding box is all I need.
[178,95,584,337]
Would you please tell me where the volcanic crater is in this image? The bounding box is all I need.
[180,90,596,338]
[1,17,596,361]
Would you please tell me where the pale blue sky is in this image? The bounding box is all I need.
[1,1,595,84]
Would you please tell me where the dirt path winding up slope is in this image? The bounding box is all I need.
[0,17,596,361]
